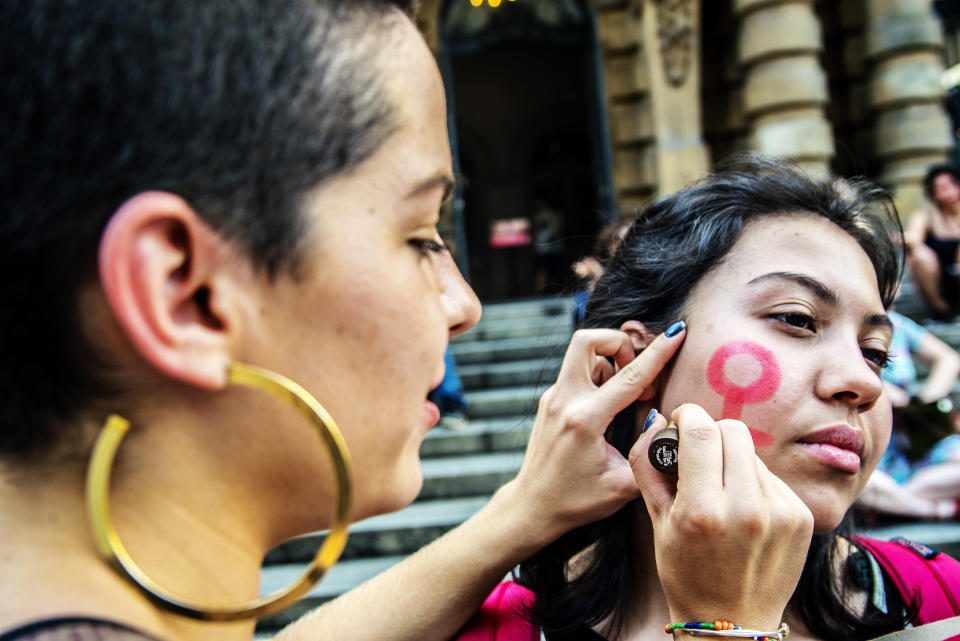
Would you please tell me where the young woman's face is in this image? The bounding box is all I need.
[249,17,480,523]
[657,215,892,533]
[932,172,960,207]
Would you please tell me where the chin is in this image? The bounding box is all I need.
[354,465,424,522]
[813,517,846,535]
[809,502,854,535]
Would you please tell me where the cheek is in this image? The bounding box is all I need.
[706,341,782,446]
[864,401,893,469]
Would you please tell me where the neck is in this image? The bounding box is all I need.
[0,416,271,641]
[589,504,674,641]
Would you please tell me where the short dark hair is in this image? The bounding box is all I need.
[518,155,906,641]
[0,0,416,457]
[922,164,960,202]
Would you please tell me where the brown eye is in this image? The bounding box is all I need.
[862,347,890,370]
[771,312,817,332]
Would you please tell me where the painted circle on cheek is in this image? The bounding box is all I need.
[706,341,781,422]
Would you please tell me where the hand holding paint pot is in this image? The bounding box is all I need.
[633,405,814,632]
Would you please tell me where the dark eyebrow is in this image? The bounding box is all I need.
[747,271,838,307]
[865,313,893,332]
[406,173,455,203]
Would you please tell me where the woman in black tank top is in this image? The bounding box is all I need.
[905,165,960,318]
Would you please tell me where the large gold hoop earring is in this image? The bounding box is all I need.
[85,362,352,621]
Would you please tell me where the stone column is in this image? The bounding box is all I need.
[597,0,657,216]
[735,0,834,175]
[866,0,952,216]
[640,0,710,194]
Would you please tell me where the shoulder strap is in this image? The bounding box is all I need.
[455,581,539,641]
[853,535,960,637]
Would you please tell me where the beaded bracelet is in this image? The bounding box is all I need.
[665,621,789,641]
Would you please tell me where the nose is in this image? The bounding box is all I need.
[815,334,884,410]
[437,250,481,337]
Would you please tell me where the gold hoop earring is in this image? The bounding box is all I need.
[85,362,352,621]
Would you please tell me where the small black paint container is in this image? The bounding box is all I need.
[648,425,679,474]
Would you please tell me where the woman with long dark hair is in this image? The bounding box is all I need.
[457,157,960,641]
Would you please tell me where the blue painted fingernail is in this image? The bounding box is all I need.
[643,409,657,433]
[664,320,685,337]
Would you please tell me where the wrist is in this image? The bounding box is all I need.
[667,611,783,637]
[486,480,562,555]
[666,620,789,641]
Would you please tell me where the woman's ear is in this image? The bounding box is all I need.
[98,191,247,390]
[620,320,660,401]
[620,319,657,352]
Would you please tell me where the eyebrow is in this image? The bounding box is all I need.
[406,173,455,203]
[864,313,893,332]
[748,271,838,306]
[747,271,892,331]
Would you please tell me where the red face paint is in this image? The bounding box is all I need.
[706,341,780,446]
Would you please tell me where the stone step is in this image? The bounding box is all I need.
[257,555,406,632]
[472,296,575,322]
[451,334,570,365]
[459,357,563,390]
[419,450,524,500]
[421,416,532,457]
[921,318,960,348]
[452,314,572,343]
[265,496,489,564]
[464,386,542,419]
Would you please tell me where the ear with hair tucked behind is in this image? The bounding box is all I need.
[620,319,657,353]
[98,191,248,390]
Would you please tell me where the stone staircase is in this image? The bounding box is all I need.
[255,297,574,634]
[254,288,960,635]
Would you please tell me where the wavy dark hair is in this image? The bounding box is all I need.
[518,155,909,641]
[0,0,416,458]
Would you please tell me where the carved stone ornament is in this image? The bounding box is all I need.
[655,0,693,86]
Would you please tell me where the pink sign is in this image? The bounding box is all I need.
[490,218,532,248]
[706,340,781,447]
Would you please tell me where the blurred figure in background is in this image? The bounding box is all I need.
[571,220,629,328]
[858,309,960,519]
[904,165,960,319]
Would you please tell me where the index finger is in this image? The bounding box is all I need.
[591,322,687,414]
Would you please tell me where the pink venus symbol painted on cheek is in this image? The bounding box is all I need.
[706,341,781,447]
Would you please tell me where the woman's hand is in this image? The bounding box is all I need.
[632,404,814,632]
[494,325,686,550]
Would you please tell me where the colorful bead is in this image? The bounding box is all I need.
[664,621,743,634]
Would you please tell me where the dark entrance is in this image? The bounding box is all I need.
[440,0,615,301]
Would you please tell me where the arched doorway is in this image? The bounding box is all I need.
[440,0,615,301]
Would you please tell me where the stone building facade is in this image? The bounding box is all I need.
[415,0,956,299]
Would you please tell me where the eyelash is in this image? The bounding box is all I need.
[409,238,446,256]
[769,312,891,370]
[770,312,817,333]
[863,348,892,370]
